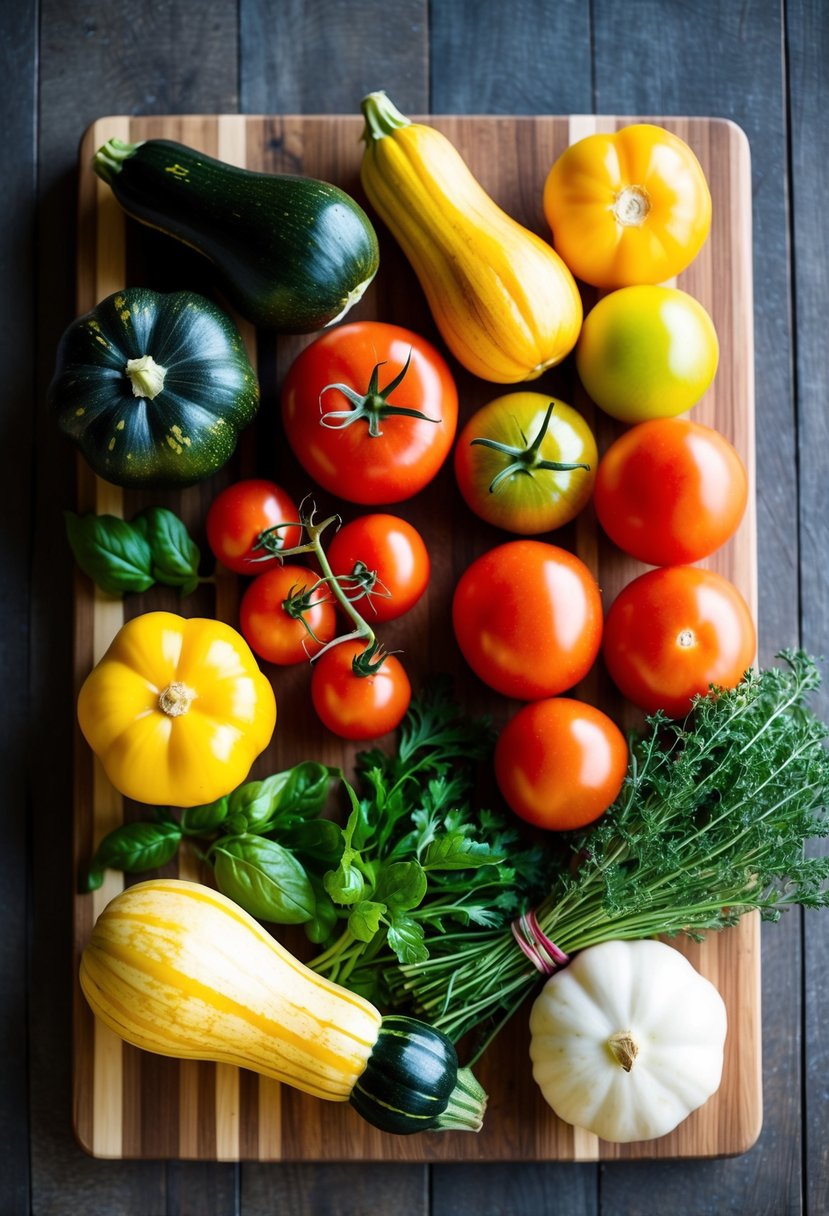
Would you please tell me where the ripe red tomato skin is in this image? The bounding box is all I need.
[206,480,301,576]
[310,641,412,741]
[326,514,430,622]
[452,540,603,701]
[495,698,628,832]
[281,322,458,505]
[594,418,748,566]
[239,565,336,666]
[602,566,756,718]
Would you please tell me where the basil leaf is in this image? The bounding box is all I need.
[89,821,181,874]
[65,511,155,596]
[181,798,228,836]
[279,762,334,819]
[213,836,315,923]
[278,818,344,866]
[227,772,292,830]
[136,506,201,595]
[348,900,386,943]
[374,860,427,912]
[422,833,506,870]
[386,915,428,965]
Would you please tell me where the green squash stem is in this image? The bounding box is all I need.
[92,137,144,184]
[126,355,167,401]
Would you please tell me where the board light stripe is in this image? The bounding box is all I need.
[89,114,131,1159]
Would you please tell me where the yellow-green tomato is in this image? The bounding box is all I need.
[454,393,597,534]
[575,285,719,423]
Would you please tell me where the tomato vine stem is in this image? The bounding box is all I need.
[254,500,390,675]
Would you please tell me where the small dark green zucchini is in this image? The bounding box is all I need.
[49,287,259,488]
[93,138,380,333]
[349,1015,487,1134]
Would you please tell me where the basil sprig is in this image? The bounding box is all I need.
[65,507,203,597]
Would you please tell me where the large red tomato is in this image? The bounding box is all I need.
[206,480,301,575]
[281,322,458,505]
[239,565,336,666]
[602,566,756,717]
[495,698,628,831]
[594,418,748,566]
[452,540,603,700]
[326,514,430,622]
[310,641,411,740]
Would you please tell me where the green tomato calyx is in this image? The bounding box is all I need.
[470,402,591,494]
[319,350,440,438]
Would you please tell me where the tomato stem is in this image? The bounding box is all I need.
[470,402,591,494]
[318,351,440,438]
[254,500,383,674]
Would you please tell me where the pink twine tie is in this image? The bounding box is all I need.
[511,910,569,976]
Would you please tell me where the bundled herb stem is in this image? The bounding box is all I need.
[389,652,829,1055]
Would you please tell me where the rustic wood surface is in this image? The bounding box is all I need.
[71,112,759,1165]
[5,0,827,1212]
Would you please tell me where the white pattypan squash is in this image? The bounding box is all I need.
[529,938,727,1143]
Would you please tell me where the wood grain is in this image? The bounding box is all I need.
[72,113,759,1162]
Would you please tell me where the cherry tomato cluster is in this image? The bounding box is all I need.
[201,125,755,842]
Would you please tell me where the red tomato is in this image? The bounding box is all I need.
[310,641,411,740]
[326,514,430,622]
[281,322,458,505]
[594,418,748,566]
[206,480,301,575]
[239,564,336,666]
[495,698,628,831]
[603,566,756,717]
[452,540,603,700]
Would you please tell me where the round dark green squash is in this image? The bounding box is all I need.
[349,1015,487,1134]
[49,287,259,489]
[92,137,380,333]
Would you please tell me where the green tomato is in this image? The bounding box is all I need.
[575,285,719,423]
[453,392,597,535]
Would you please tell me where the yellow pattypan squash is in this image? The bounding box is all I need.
[77,611,276,807]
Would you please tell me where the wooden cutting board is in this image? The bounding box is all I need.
[71,113,760,1161]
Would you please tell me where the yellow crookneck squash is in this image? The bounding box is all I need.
[359,91,582,384]
[80,879,487,1134]
[77,610,276,807]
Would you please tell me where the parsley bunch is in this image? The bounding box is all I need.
[392,653,829,1055]
[307,681,549,1004]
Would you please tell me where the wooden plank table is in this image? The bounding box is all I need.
[6,0,827,1212]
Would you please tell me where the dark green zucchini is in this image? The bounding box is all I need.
[93,137,380,333]
[349,1015,487,1134]
[49,287,259,488]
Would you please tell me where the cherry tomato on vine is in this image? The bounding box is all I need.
[594,417,748,566]
[575,286,719,423]
[602,565,756,718]
[495,697,628,831]
[327,514,430,622]
[454,393,597,535]
[239,564,336,666]
[206,480,301,575]
[281,322,458,505]
[543,123,712,289]
[452,540,603,700]
[310,641,411,740]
